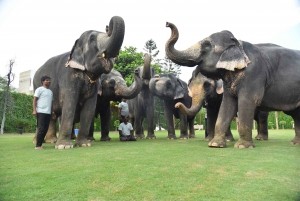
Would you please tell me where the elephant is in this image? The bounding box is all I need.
[33,16,125,149]
[165,22,300,148]
[33,64,142,143]
[175,71,269,141]
[87,65,143,141]
[149,73,195,139]
[127,54,156,139]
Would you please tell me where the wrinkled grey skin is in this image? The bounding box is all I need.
[127,54,156,139]
[87,66,142,141]
[149,73,195,139]
[33,16,125,149]
[176,71,269,141]
[165,22,300,148]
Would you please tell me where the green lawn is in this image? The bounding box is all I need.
[0,130,299,201]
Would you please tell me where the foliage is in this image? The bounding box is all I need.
[0,130,299,200]
[160,55,182,77]
[0,91,36,133]
[143,39,159,58]
[114,46,144,85]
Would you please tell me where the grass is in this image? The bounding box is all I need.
[0,130,299,201]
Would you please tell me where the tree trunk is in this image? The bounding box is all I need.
[1,59,15,134]
[0,92,8,134]
[275,111,279,130]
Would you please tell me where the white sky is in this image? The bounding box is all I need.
[0,0,300,88]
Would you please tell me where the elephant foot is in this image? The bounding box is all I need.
[208,137,226,148]
[55,141,74,149]
[45,136,57,143]
[255,134,268,140]
[179,135,189,139]
[290,136,300,145]
[87,136,96,142]
[135,134,145,139]
[205,135,214,142]
[225,136,235,142]
[189,134,196,138]
[146,134,156,139]
[74,139,91,147]
[100,136,111,141]
[166,135,177,140]
[233,139,255,148]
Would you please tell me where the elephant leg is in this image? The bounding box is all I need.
[135,111,145,139]
[100,107,111,141]
[225,126,235,142]
[74,95,97,147]
[55,91,79,149]
[164,103,176,139]
[206,106,218,141]
[285,109,300,145]
[209,93,237,148]
[146,104,156,139]
[233,100,257,148]
[188,117,196,138]
[87,120,96,141]
[254,111,269,140]
[45,118,58,143]
[179,111,188,139]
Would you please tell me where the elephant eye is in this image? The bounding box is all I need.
[202,41,211,51]
[89,35,96,43]
[203,81,211,91]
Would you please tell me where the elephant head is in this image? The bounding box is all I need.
[98,68,142,100]
[175,71,223,116]
[149,73,186,101]
[65,16,125,81]
[165,22,250,78]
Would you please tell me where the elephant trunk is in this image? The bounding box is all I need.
[175,85,206,116]
[101,16,125,58]
[142,54,151,80]
[165,22,201,67]
[115,69,142,99]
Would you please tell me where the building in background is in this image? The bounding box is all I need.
[19,70,35,95]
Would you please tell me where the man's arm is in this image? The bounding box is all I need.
[130,129,134,137]
[32,96,38,116]
[119,130,126,137]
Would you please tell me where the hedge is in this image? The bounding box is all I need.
[0,91,295,133]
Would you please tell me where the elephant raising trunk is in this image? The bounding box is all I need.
[175,73,209,116]
[142,54,151,84]
[103,16,125,58]
[114,68,142,99]
[165,22,201,67]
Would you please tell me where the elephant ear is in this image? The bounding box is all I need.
[174,78,185,100]
[215,79,223,94]
[216,39,250,71]
[65,39,86,70]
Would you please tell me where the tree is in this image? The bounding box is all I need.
[143,39,160,58]
[114,46,144,85]
[161,56,181,77]
[1,59,15,134]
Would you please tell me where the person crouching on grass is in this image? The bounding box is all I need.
[118,116,136,141]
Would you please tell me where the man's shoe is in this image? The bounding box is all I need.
[35,146,44,150]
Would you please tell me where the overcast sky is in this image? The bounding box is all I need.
[0,0,300,88]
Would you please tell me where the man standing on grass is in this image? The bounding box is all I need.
[32,76,56,150]
[118,116,136,141]
[118,98,129,123]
